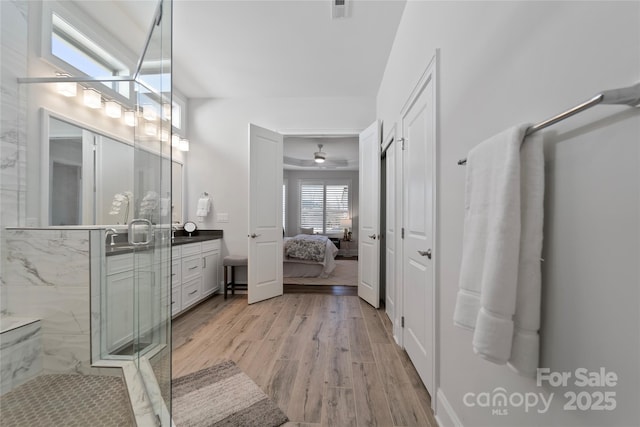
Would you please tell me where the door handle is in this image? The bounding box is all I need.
[249,233,261,239]
[368,234,378,240]
[418,249,432,259]
[128,219,153,246]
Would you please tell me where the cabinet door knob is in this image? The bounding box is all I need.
[249,233,261,239]
[368,234,378,240]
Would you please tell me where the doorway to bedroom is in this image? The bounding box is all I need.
[282,136,360,290]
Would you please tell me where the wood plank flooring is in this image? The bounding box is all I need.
[172,293,438,427]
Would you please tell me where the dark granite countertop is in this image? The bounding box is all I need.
[172,229,223,246]
[105,229,223,256]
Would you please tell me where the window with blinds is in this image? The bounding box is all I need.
[300,181,350,234]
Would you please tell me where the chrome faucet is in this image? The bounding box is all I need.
[172,224,178,240]
[105,228,119,246]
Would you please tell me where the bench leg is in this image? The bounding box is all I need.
[224,265,228,299]
[231,266,235,295]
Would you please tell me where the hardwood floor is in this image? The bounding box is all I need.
[284,284,358,296]
[172,293,438,427]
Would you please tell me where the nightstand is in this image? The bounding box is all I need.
[339,239,357,257]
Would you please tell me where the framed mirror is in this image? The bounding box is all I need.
[43,111,184,226]
[172,161,183,224]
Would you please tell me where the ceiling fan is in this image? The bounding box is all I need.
[283,143,350,168]
[313,144,327,163]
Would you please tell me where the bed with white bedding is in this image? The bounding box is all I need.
[283,234,339,278]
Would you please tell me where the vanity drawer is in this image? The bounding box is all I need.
[201,239,220,252]
[106,254,133,275]
[181,277,202,309]
[172,245,182,259]
[181,242,202,256]
[171,260,181,289]
[171,288,181,316]
[182,254,202,281]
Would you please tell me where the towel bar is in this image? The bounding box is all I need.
[457,82,640,165]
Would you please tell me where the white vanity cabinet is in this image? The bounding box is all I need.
[105,268,134,353]
[104,251,156,354]
[171,239,221,317]
[171,255,182,316]
[105,239,221,345]
[202,240,221,298]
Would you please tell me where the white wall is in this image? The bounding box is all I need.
[283,169,359,240]
[186,96,374,257]
[377,2,639,426]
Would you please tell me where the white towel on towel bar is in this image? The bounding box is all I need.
[196,197,211,217]
[454,124,544,377]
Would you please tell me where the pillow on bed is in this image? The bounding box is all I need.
[299,227,314,235]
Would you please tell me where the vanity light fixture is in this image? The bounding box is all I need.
[171,134,180,147]
[162,103,171,121]
[142,104,157,121]
[178,138,190,152]
[105,100,122,118]
[56,81,77,97]
[144,121,157,136]
[160,128,170,142]
[83,88,102,109]
[124,110,137,127]
[55,72,77,97]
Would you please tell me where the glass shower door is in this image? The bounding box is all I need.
[131,0,173,423]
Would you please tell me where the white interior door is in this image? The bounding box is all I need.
[402,62,436,395]
[248,124,283,304]
[384,134,397,327]
[358,120,381,308]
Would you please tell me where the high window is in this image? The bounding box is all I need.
[51,13,130,97]
[300,180,350,234]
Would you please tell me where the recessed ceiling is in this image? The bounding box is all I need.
[284,136,359,171]
[173,0,406,98]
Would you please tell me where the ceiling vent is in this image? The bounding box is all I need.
[331,0,348,19]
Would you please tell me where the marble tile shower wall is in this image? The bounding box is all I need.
[4,229,108,377]
[0,320,42,394]
[1,0,28,314]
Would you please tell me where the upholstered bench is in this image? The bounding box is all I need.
[223,255,248,299]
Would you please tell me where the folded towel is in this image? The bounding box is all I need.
[196,197,211,217]
[509,132,544,376]
[454,124,544,377]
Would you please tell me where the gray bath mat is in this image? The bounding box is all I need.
[172,360,288,427]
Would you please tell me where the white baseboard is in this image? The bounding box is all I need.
[435,388,463,427]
